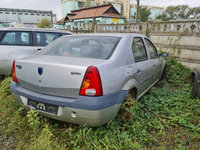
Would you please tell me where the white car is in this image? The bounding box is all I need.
[0,27,72,75]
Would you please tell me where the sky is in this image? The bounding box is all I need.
[0,0,199,20]
[131,0,200,8]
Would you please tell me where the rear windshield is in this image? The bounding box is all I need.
[40,36,121,59]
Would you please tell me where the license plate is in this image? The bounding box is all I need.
[28,100,58,115]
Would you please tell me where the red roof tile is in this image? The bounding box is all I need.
[63,3,124,22]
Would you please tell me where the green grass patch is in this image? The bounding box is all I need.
[0,58,199,149]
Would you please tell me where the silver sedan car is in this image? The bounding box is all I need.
[11,34,168,126]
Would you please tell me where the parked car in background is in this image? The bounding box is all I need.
[0,28,72,75]
[191,67,200,98]
[11,33,168,126]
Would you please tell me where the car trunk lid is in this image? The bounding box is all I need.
[15,55,104,98]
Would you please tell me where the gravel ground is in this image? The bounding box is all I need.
[0,133,15,150]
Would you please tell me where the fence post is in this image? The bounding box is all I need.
[146,22,150,37]
[94,24,97,33]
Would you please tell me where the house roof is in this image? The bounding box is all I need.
[57,18,66,25]
[57,3,124,24]
[71,3,123,20]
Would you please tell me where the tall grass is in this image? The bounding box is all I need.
[0,58,199,149]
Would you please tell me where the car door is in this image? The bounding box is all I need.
[0,31,34,74]
[33,32,60,52]
[128,37,155,96]
[144,38,162,83]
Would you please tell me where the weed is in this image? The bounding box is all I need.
[0,59,199,149]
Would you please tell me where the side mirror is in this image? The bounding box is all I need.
[159,52,168,57]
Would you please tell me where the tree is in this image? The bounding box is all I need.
[135,0,140,23]
[134,7,151,22]
[37,18,52,28]
[177,5,191,19]
[190,7,200,19]
[156,5,199,21]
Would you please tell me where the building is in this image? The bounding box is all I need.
[61,0,98,18]
[61,0,123,18]
[0,8,57,28]
[130,4,164,21]
[122,0,130,21]
[56,3,125,30]
[60,0,164,21]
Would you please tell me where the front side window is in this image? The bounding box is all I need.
[145,39,158,59]
[39,36,121,59]
[132,37,148,62]
[35,32,60,46]
[0,31,31,46]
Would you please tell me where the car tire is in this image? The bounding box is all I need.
[120,89,136,121]
[0,75,5,81]
[191,74,198,98]
[161,65,166,79]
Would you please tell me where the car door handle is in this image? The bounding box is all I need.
[37,48,42,51]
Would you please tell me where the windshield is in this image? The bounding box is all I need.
[39,36,121,59]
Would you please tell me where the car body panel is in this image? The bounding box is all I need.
[12,90,121,127]
[11,82,126,127]
[16,55,105,98]
[11,82,127,110]
[11,33,166,126]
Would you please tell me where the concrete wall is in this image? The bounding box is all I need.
[95,20,200,68]
[148,21,200,68]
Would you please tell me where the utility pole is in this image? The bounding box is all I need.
[135,0,140,23]
[50,10,53,28]
[92,17,96,32]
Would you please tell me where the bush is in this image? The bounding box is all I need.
[164,58,191,86]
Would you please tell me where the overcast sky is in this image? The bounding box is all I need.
[0,0,199,20]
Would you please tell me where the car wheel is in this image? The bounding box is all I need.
[120,88,136,121]
[191,74,198,98]
[0,75,5,81]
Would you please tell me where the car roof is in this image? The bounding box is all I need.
[63,33,146,38]
[0,27,72,34]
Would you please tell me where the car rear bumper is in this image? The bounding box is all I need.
[11,82,127,126]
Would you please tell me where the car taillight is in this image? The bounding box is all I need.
[79,66,103,96]
[12,60,18,82]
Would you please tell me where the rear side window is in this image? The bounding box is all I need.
[60,33,71,36]
[40,36,121,59]
[35,32,60,46]
[132,37,148,62]
[144,38,158,59]
[0,31,32,46]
